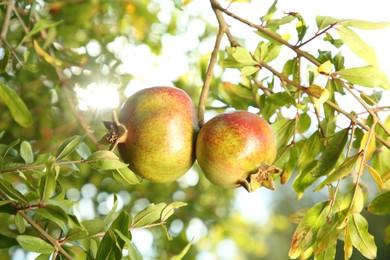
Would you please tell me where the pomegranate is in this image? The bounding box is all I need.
[196,110,277,192]
[112,86,198,183]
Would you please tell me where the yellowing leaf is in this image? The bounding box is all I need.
[349,214,377,259]
[344,224,353,260]
[355,130,376,172]
[366,165,384,191]
[317,60,333,75]
[289,201,329,259]
[308,84,329,108]
[33,40,63,67]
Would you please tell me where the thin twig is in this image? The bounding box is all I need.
[19,211,72,259]
[0,0,13,44]
[197,0,230,127]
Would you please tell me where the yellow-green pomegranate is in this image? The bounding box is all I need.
[117,87,198,183]
[196,110,277,190]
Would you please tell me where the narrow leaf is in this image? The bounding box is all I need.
[172,240,192,260]
[339,20,390,30]
[20,141,34,164]
[0,180,28,204]
[366,191,390,215]
[315,210,348,255]
[0,82,33,127]
[337,66,390,90]
[356,130,376,172]
[349,213,377,259]
[231,47,258,66]
[311,128,349,177]
[96,229,121,259]
[316,16,339,31]
[16,235,54,254]
[55,135,85,161]
[314,153,360,191]
[114,167,141,185]
[289,201,329,259]
[161,202,187,222]
[366,165,384,191]
[337,26,378,66]
[131,203,166,228]
[87,151,128,170]
[14,212,26,233]
[344,224,353,260]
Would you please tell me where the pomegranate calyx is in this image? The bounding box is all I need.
[242,164,282,192]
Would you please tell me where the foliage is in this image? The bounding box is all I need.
[0,0,389,259]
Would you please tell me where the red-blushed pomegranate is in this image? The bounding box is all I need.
[196,110,277,192]
[116,86,198,183]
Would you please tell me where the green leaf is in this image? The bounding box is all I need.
[280,145,299,185]
[337,66,390,90]
[0,82,33,127]
[20,141,34,164]
[110,211,131,250]
[0,234,17,249]
[21,19,63,43]
[87,151,128,170]
[0,138,20,157]
[55,135,85,161]
[160,224,173,240]
[171,240,192,260]
[314,153,360,191]
[113,167,141,185]
[16,235,54,254]
[96,229,121,260]
[76,142,91,159]
[366,191,390,215]
[14,212,26,233]
[113,229,142,260]
[315,210,348,255]
[314,242,336,260]
[231,46,257,66]
[0,180,28,204]
[337,26,378,66]
[260,0,277,23]
[81,219,107,238]
[297,113,311,134]
[0,47,10,73]
[39,162,57,201]
[36,205,68,232]
[161,202,187,222]
[349,214,377,259]
[241,65,260,76]
[289,201,329,259]
[316,16,339,30]
[131,203,166,228]
[311,128,349,177]
[339,20,390,30]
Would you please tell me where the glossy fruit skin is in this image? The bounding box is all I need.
[196,110,276,189]
[118,87,198,183]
